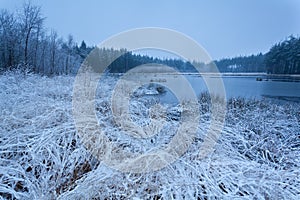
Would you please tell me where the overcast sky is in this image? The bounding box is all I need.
[1,0,300,60]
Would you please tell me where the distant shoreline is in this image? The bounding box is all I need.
[107,72,300,77]
[106,72,300,83]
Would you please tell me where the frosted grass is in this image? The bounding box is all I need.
[0,70,299,199]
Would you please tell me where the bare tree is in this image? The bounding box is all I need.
[0,3,84,75]
[65,34,75,74]
[19,2,44,67]
[49,30,58,75]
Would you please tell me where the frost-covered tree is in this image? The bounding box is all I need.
[0,2,85,75]
[19,2,45,67]
[0,10,21,70]
[64,35,75,74]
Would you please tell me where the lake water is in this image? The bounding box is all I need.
[159,74,300,103]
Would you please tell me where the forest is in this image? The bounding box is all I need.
[0,3,299,75]
[216,35,300,74]
[0,3,92,75]
[213,53,266,73]
[265,35,300,74]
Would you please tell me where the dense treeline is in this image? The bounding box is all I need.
[81,47,198,73]
[265,36,300,74]
[89,37,300,74]
[107,52,197,73]
[214,53,266,73]
[213,36,300,74]
[1,3,299,75]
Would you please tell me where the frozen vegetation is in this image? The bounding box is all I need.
[0,70,299,199]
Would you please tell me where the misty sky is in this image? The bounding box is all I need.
[1,0,300,60]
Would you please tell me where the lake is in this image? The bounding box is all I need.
[158,74,300,103]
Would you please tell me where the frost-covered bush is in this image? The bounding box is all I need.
[0,71,299,199]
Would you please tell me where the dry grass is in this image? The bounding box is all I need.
[0,70,299,199]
